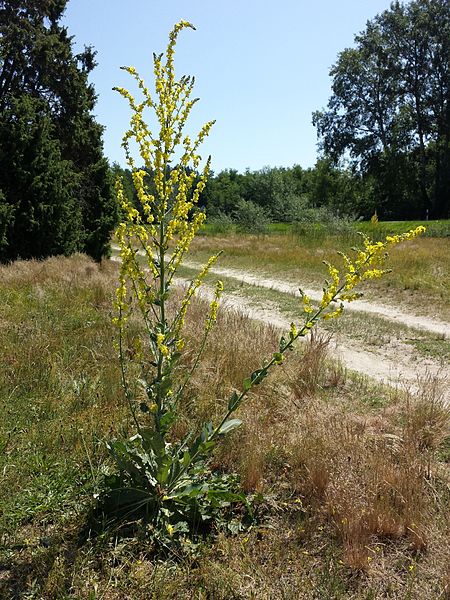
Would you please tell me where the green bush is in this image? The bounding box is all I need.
[233,198,269,234]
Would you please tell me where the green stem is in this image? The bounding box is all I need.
[118,306,141,433]
[166,272,364,493]
[176,309,214,400]
[154,149,170,433]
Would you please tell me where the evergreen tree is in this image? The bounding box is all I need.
[0,0,117,262]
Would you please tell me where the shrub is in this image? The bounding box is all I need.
[204,211,235,234]
[233,198,269,234]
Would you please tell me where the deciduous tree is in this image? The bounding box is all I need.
[313,0,450,219]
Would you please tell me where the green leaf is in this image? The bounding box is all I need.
[169,483,208,499]
[159,376,172,396]
[159,410,177,432]
[157,460,171,484]
[140,429,165,456]
[228,391,240,411]
[251,368,267,385]
[243,378,252,392]
[172,521,189,534]
[182,451,190,468]
[218,419,242,435]
[227,520,244,534]
[189,423,215,456]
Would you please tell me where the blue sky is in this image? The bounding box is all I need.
[63,0,394,173]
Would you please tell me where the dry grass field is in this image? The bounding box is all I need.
[1,251,450,598]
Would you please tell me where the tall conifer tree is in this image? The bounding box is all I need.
[0,0,117,261]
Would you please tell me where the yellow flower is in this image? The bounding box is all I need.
[302,293,314,313]
[156,333,170,357]
[273,352,284,364]
[322,304,344,320]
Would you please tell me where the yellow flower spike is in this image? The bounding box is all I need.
[338,292,363,302]
[344,272,360,290]
[205,280,224,332]
[362,268,385,279]
[173,252,221,337]
[302,294,315,314]
[320,290,333,309]
[322,304,344,320]
[112,23,228,474]
[208,301,220,323]
[156,333,170,357]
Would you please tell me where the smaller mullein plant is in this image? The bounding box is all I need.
[101,21,425,547]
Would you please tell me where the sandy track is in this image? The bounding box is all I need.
[113,246,449,338]
[181,261,450,339]
[193,279,449,399]
[110,252,449,399]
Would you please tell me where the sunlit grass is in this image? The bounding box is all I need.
[1,255,450,599]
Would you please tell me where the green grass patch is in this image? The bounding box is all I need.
[406,337,450,362]
[354,219,450,238]
[199,219,450,239]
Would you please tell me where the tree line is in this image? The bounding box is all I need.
[314,0,449,220]
[113,160,368,226]
[115,0,450,226]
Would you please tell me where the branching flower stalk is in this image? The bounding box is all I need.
[112,21,216,439]
[163,226,426,495]
[108,21,426,539]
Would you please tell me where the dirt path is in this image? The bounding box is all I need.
[182,261,450,339]
[110,252,449,399]
[113,245,449,338]
[192,278,449,398]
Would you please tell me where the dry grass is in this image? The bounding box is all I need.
[285,331,339,400]
[1,254,450,599]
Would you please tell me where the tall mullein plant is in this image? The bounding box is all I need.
[108,21,425,540]
[113,21,217,437]
[108,22,239,536]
